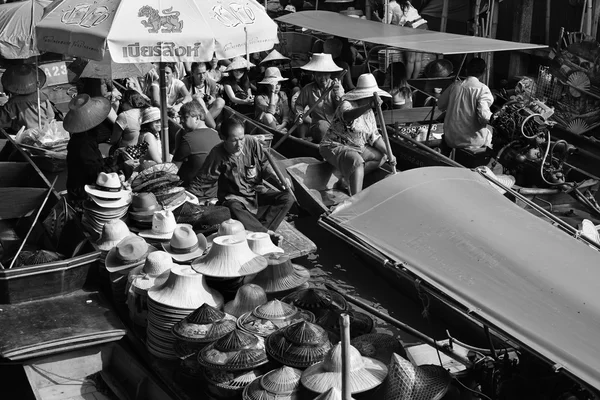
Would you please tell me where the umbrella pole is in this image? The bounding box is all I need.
[245,27,250,64]
[159,62,170,162]
[340,313,352,400]
[36,57,41,130]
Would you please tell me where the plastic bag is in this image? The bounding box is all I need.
[16,120,69,148]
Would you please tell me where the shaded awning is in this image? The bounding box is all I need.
[321,167,600,392]
[276,11,547,54]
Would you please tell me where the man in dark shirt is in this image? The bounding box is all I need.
[173,101,221,196]
[198,118,293,233]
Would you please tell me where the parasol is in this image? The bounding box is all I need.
[0,0,52,59]
[80,52,154,80]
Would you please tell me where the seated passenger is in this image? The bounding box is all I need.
[222,57,255,115]
[319,73,396,195]
[124,107,164,164]
[254,67,290,133]
[183,62,225,121]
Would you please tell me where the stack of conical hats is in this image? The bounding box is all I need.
[146,265,224,359]
[237,300,315,338]
[266,321,333,369]
[282,288,348,318]
[383,354,451,400]
[242,366,302,400]
[248,253,310,296]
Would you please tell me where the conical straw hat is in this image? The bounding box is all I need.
[198,329,269,371]
[237,300,315,337]
[300,342,388,394]
[192,235,268,278]
[147,265,224,309]
[383,354,451,400]
[301,53,342,73]
[205,368,263,398]
[224,283,268,318]
[266,321,333,369]
[1,64,46,95]
[243,366,302,399]
[282,288,348,318]
[314,388,355,400]
[246,232,284,255]
[260,49,290,65]
[249,253,310,293]
[171,303,236,343]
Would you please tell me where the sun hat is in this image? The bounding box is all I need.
[343,73,391,102]
[424,59,454,79]
[225,56,255,72]
[130,193,163,218]
[224,283,268,318]
[260,49,290,65]
[243,366,302,400]
[314,388,355,400]
[351,333,404,364]
[96,219,133,251]
[258,67,289,85]
[105,235,151,273]
[191,235,268,278]
[1,64,47,95]
[172,303,236,343]
[249,253,310,294]
[139,210,178,240]
[161,224,208,262]
[237,300,315,338]
[282,288,348,319]
[205,368,265,400]
[141,107,161,125]
[265,321,333,369]
[323,38,343,59]
[63,94,111,133]
[383,354,451,400]
[88,192,132,209]
[218,218,246,238]
[197,329,269,371]
[301,53,343,73]
[128,250,174,289]
[246,232,284,255]
[84,172,125,199]
[315,309,375,339]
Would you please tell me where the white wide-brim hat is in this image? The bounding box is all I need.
[192,235,268,278]
[301,53,343,73]
[343,73,391,102]
[89,192,133,209]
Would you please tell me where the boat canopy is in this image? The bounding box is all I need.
[321,167,600,392]
[276,11,547,55]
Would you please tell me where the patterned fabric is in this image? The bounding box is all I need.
[320,100,380,153]
[125,131,160,160]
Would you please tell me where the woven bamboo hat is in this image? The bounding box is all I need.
[383,354,451,400]
[192,235,268,278]
[171,303,236,343]
[301,342,388,394]
[162,225,207,262]
[127,251,174,291]
[343,73,390,102]
[96,219,133,251]
[282,288,348,318]
[249,253,310,294]
[314,388,355,400]
[424,59,454,78]
[205,368,264,399]
[1,64,46,95]
[246,232,284,255]
[243,366,302,400]
[316,309,374,339]
[224,283,269,318]
[266,321,333,369]
[197,329,269,371]
[351,333,404,364]
[63,94,111,133]
[147,264,224,310]
[258,67,289,85]
[225,56,255,71]
[260,49,290,65]
[237,300,315,338]
[301,53,342,73]
[105,235,152,273]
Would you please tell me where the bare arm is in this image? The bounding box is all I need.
[143,133,162,164]
[224,84,253,105]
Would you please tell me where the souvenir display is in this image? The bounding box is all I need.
[248,253,310,294]
[138,210,178,241]
[242,366,302,400]
[281,288,348,319]
[82,173,132,235]
[192,235,268,278]
[172,304,236,344]
[96,219,133,252]
[383,354,451,400]
[224,284,269,318]
[237,300,315,338]
[162,224,208,263]
[129,192,163,231]
[265,321,333,369]
[197,329,269,371]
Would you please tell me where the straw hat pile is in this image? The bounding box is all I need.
[126,251,173,328]
[282,288,348,319]
[192,235,268,278]
[128,192,163,231]
[203,368,265,400]
[95,219,133,264]
[315,309,375,340]
[383,354,451,400]
[248,253,310,296]
[246,232,284,255]
[207,218,247,245]
[300,342,388,395]
[224,284,269,318]
[265,321,333,369]
[162,225,207,263]
[351,333,404,364]
[105,236,157,306]
[82,172,132,236]
[242,366,302,400]
[237,300,315,338]
[138,210,178,242]
[146,265,224,359]
[131,163,187,210]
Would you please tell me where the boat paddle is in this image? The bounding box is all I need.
[340,313,352,400]
[373,92,397,174]
[263,149,298,204]
[272,70,347,150]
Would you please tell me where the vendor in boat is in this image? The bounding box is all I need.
[437,58,494,155]
[182,62,225,121]
[295,53,344,142]
[319,73,396,195]
[254,67,291,133]
[65,94,122,204]
[0,64,55,132]
[198,118,293,234]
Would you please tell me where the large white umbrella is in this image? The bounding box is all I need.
[0,0,52,59]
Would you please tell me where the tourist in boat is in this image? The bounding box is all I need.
[198,118,293,234]
[295,53,344,142]
[386,61,413,109]
[173,101,221,192]
[146,63,192,112]
[123,107,164,164]
[437,57,494,155]
[222,57,255,115]
[320,73,396,196]
[182,62,225,121]
[323,38,355,91]
[0,64,54,132]
[254,67,291,133]
[109,90,148,152]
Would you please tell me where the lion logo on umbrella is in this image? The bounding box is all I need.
[138,6,183,33]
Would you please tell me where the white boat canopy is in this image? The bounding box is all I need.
[276,11,547,55]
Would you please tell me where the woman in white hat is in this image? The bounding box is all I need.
[319,73,396,196]
[254,67,291,133]
[123,107,164,164]
[222,56,255,114]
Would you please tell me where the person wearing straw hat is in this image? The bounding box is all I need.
[254,67,291,133]
[123,107,164,164]
[323,38,355,91]
[222,56,255,114]
[295,53,344,142]
[197,118,293,235]
[319,73,396,195]
[260,50,291,70]
[182,62,225,121]
[0,64,55,132]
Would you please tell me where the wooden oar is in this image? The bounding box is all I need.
[272,70,347,150]
[263,149,298,204]
[340,313,352,400]
[7,176,58,270]
[373,92,397,174]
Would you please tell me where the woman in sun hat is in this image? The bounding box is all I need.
[319,73,396,196]
[254,67,290,133]
[222,56,255,114]
[0,64,55,132]
[123,107,164,164]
